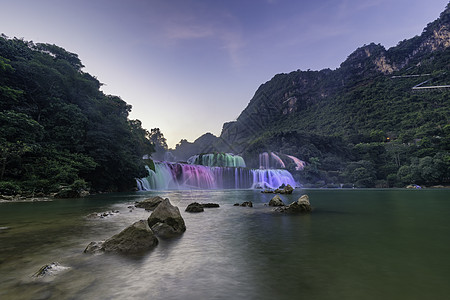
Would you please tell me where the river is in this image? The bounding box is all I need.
[1,189,449,300]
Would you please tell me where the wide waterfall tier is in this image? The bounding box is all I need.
[136,161,297,190]
[187,153,246,168]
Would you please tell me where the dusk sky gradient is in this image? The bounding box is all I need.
[1,0,448,147]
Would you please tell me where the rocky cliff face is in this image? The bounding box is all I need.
[218,4,450,153]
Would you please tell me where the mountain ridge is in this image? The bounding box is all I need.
[219,3,450,152]
[173,4,450,187]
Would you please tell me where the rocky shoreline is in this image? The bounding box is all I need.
[0,194,53,203]
[2,184,449,203]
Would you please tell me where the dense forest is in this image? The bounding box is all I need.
[214,5,450,187]
[0,35,155,196]
[2,5,450,194]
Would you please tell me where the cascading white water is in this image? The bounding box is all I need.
[286,154,306,171]
[259,152,305,171]
[259,152,270,169]
[137,161,297,190]
[187,153,246,168]
[270,152,286,169]
[137,152,305,190]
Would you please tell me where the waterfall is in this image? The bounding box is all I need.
[286,155,306,171]
[259,152,305,171]
[137,161,297,190]
[270,152,286,169]
[259,152,270,169]
[187,153,246,168]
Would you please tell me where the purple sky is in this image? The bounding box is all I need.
[1,0,448,147]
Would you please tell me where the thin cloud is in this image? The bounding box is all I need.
[166,23,214,40]
[335,0,386,20]
[156,7,245,69]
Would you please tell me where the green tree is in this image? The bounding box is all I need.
[0,111,44,180]
[149,128,168,160]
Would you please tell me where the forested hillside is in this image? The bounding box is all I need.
[0,35,154,195]
[218,4,450,187]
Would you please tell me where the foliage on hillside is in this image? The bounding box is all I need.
[219,5,450,187]
[0,35,154,194]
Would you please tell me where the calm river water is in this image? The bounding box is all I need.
[1,189,449,300]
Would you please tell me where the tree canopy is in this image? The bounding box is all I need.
[0,36,154,194]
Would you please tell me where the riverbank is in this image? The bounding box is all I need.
[2,184,449,203]
[0,194,53,203]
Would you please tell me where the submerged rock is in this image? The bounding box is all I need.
[33,262,70,278]
[406,184,422,189]
[83,241,104,254]
[186,202,204,213]
[261,189,274,194]
[201,203,220,208]
[135,196,166,211]
[148,198,186,238]
[86,210,119,219]
[268,195,285,207]
[240,201,253,207]
[84,220,158,255]
[275,195,312,213]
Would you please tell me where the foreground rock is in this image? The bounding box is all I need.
[275,195,312,213]
[84,220,158,254]
[268,195,285,207]
[148,198,186,238]
[135,196,165,211]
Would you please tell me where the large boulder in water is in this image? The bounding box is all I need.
[185,202,220,212]
[274,184,294,194]
[275,194,312,213]
[148,198,186,238]
[185,202,204,212]
[135,196,165,211]
[269,195,285,207]
[84,220,158,254]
